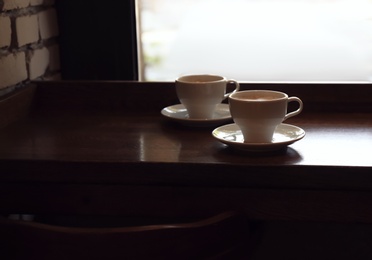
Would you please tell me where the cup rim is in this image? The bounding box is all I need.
[229,90,288,102]
[176,74,225,84]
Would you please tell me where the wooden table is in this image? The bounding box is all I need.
[1,81,372,223]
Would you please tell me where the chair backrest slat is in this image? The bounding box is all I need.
[0,212,251,259]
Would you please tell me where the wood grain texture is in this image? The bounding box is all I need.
[0,85,35,128]
[31,80,372,113]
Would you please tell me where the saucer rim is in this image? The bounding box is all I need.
[161,103,232,126]
[212,123,305,151]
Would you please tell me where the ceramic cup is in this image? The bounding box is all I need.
[229,90,303,143]
[175,74,240,119]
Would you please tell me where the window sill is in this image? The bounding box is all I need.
[0,81,371,221]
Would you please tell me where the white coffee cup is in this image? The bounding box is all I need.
[229,90,303,143]
[175,74,240,119]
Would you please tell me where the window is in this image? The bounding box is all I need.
[137,0,372,82]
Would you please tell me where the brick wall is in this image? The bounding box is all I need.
[0,0,60,96]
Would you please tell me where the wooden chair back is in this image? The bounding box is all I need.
[0,212,250,259]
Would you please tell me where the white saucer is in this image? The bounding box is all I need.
[212,123,305,152]
[161,104,232,127]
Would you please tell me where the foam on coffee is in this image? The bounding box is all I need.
[245,97,274,101]
[233,91,286,101]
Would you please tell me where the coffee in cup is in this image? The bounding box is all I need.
[229,90,303,143]
[175,74,240,119]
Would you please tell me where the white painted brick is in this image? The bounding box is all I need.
[16,14,39,47]
[30,0,43,6]
[0,16,11,48]
[0,52,28,89]
[48,44,60,71]
[29,47,49,79]
[38,9,59,40]
[3,0,30,10]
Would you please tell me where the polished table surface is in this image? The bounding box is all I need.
[1,81,372,222]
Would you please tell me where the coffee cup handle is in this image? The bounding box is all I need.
[224,80,240,99]
[284,97,303,121]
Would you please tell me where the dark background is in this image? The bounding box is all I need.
[55,0,138,80]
